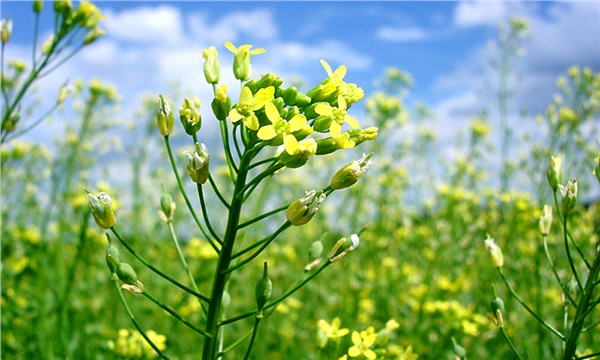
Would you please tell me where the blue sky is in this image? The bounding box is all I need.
[3,1,600,150]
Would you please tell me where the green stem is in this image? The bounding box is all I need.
[141,291,211,337]
[208,173,230,208]
[499,327,524,360]
[110,227,210,302]
[562,247,600,359]
[197,183,223,244]
[164,135,221,250]
[563,216,584,294]
[112,279,170,360]
[498,269,564,340]
[237,204,288,229]
[543,234,577,306]
[553,190,591,269]
[242,316,262,360]
[202,150,252,359]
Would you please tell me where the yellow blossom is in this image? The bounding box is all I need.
[229,86,274,130]
[348,327,377,360]
[257,102,311,153]
[315,95,360,137]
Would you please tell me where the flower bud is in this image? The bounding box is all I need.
[451,338,467,360]
[347,127,378,146]
[547,156,563,191]
[328,234,360,262]
[279,138,317,169]
[330,153,372,190]
[183,143,210,184]
[33,0,44,13]
[255,262,272,313]
[286,190,326,226]
[1,18,13,44]
[57,84,69,104]
[539,205,552,235]
[158,190,176,223]
[106,243,120,273]
[559,179,578,216]
[54,0,73,17]
[224,41,265,81]
[202,46,220,84]
[179,96,202,135]
[41,35,54,55]
[484,236,503,268]
[116,262,138,286]
[487,296,505,327]
[211,84,231,121]
[316,132,356,155]
[248,73,282,92]
[83,27,105,45]
[156,94,174,136]
[86,190,116,229]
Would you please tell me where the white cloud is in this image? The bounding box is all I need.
[103,5,186,45]
[454,1,509,27]
[188,9,277,45]
[376,26,428,42]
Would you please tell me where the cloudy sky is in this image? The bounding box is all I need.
[3,1,600,152]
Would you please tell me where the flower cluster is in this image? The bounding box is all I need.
[107,328,167,359]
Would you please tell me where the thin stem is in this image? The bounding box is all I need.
[249,156,279,170]
[141,291,211,337]
[208,173,230,209]
[241,162,284,197]
[197,184,223,244]
[498,269,565,340]
[553,190,591,269]
[164,135,220,251]
[216,328,254,357]
[113,279,170,360]
[243,316,262,360]
[4,100,60,142]
[219,120,239,179]
[578,351,600,360]
[499,327,525,360]
[237,204,288,229]
[543,234,577,307]
[563,215,584,294]
[110,227,210,302]
[226,222,291,271]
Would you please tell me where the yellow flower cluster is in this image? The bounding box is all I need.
[107,329,167,359]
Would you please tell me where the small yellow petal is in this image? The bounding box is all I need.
[264,102,280,124]
[245,114,259,130]
[351,332,361,345]
[365,349,377,360]
[257,125,277,140]
[320,59,333,77]
[330,121,342,138]
[229,109,242,122]
[289,114,307,132]
[345,115,359,129]
[315,103,333,116]
[284,135,298,155]
[250,48,266,55]
[240,87,253,103]
[348,347,361,357]
[224,41,237,53]
[338,95,347,110]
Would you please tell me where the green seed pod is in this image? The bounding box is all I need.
[255,262,272,311]
[156,94,175,136]
[106,243,120,273]
[452,337,467,360]
[547,156,563,192]
[116,262,138,286]
[490,296,504,314]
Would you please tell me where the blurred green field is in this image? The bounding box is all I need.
[2,3,600,360]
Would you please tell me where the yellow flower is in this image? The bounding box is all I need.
[315,95,360,137]
[318,317,350,339]
[229,86,274,130]
[348,327,377,360]
[257,102,311,153]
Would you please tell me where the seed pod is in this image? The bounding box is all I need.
[255,262,272,311]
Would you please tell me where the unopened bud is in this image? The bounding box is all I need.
[116,262,138,286]
[487,296,505,328]
[33,0,44,13]
[57,84,69,104]
[547,156,563,191]
[158,190,176,223]
[559,179,578,216]
[41,35,55,55]
[224,41,265,81]
[156,94,174,136]
[539,205,552,235]
[179,96,202,135]
[330,153,372,190]
[451,337,467,360]
[286,190,326,226]
[211,84,231,121]
[1,18,13,44]
[255,262,272,313]
[202,46,220,84]
[484,235,503,268]
[348,127,378,146]
[183,143,210,184]
[106,243,120,273]
[86,190,116,229]
[83,27,105,45]
[54,0,73,17]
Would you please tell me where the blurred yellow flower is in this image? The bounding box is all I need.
[348,327,377,360]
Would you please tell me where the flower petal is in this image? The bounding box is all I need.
[348,347,361,357]
[315,103,333,116]
[257,125,277,140]
[224,41,237,53]
[229,109,242,123]
[240,86,253,103]
[330,121,342,138]
[337,94,347,110]
[264,102,280,124]
[320,59,333,77]
[284,134,298,155]
[345,115,359,129]
[289,114,307,132]
[244,114,259,131]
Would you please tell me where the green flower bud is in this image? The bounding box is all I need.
[451,337,467,360]
[490,296,505,314]
[211,84,231,121]
[255,262,272,312]
[327,234,360,262]
[539,205,552,235]
[116,262,138,286]
[156,94,174,136]
[484,236,503,268]
[224,41,265,81]
[313,114,333,133]
[83,27,105,45]
[330,153,372,190]
[487,296,505,328]
[1,18,13,44]
[316,132,356,155]
[57,84,69,104]
[179,96,202,135]
[202,46,220,84]
[86,190,116,229]
[286,190,326,226]
[282,87,299,106]
[106,243,120,273]
[41,35,54,55]
[183,143,210,184]
[54,0,73,17]
[74,1,102,29]
[279,138,317,169]
[33,0,44,13]
[547,156,563,191]
[254,73,283,91]
[559,179,578,216]
[347,127,378,146]
[158,190,175,223]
